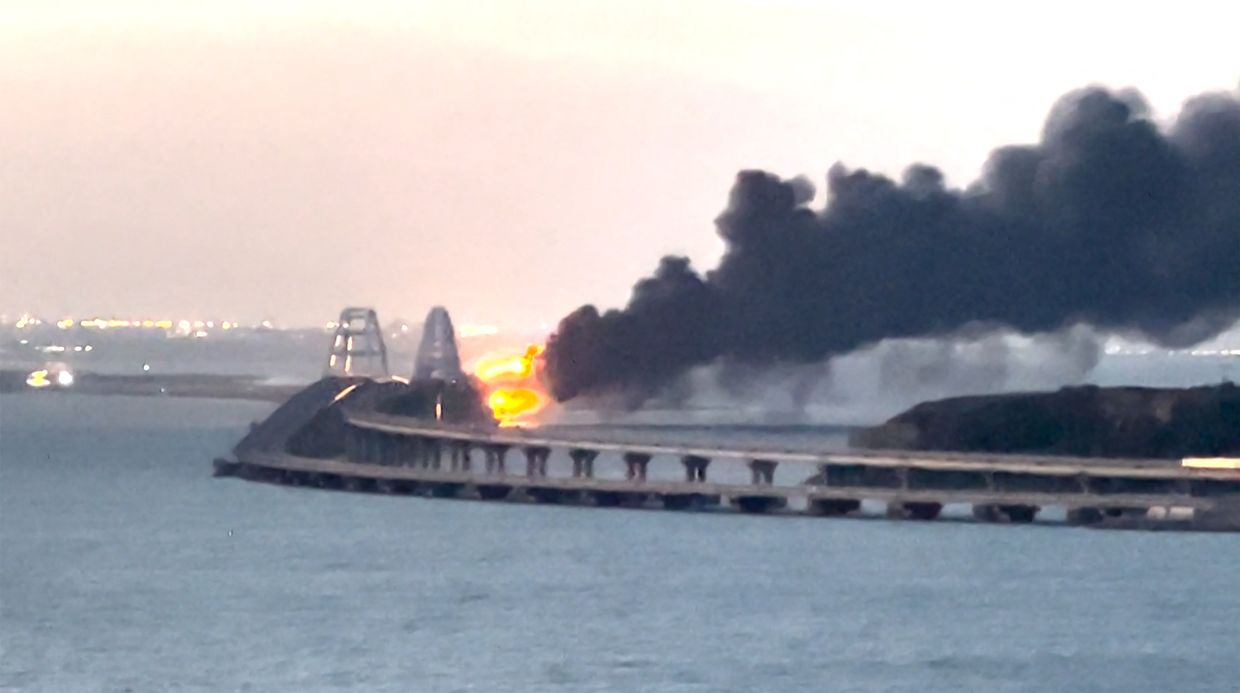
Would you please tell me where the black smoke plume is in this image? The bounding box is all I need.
[545,86,1240,404]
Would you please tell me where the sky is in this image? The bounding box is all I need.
[2,0,1238,328]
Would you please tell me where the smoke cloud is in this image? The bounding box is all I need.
[545,86,1240,404]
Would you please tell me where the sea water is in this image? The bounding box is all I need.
[2,395,1238,692]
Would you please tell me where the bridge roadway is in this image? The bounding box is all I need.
[215,411,1240,527]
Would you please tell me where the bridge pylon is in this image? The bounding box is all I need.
[413,306,464,381]
[325,307,389,379]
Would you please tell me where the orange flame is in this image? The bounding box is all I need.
[474,344,544,383]
[488,387,545,422]
[471,344,547,426]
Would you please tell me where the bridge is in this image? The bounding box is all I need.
[216,410,1240,529]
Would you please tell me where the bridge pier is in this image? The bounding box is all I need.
[973,504,1040,523]
[427,438,443,470]
[660,493,718,511]
[887,501,943,520]
[351,430,370,463]
[447,442,462,471]
[623,452,651,482]
[526,486,573,504]
[370,432,381,464]
[748,459,778,486]
[808,498,862,517]
[426,482,463,498]
[732,495,786,514]
[569,449,597,478]
[378,433,396,465]
[317,473,344,490]
[346,428,363,463]
[682,455,710,482]
[484,445,509,475]
[343,476,375,493]
[476,484,513,500]
[589,490,649,508]
[388,434,404,465]
[523,446,551,477]
[365,432,379,464]
[409,436,427,468]
[1067,507,1104,525]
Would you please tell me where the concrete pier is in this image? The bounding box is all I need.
[215,411,1240,531]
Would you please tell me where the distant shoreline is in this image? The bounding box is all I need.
[0,369,304,402]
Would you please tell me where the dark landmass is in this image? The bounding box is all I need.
[852,383,1240,459]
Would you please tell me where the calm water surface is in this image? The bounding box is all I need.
[2,395,1238,692]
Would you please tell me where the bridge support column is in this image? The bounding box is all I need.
[973,504,1040,523]
[748,459,777,486]
[523,446,551,477]
[391,435,410,465]
[380,434,396,465]
[1067,507,1104,525]
[808,498,861,517]
[887,501,942,520]
[448,442,472,471]
[410,437,426,468]
[389,434,403,465]
[428,439,442,470]
[681,455,710,482]
[372,433,386,464]
[485,445,509,475]
[569,449,597,478]
[344,426,360,463]
[623,452,651,482]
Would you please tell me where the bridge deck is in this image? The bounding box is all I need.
[346,412,1238,482]
[234,451,1218,512]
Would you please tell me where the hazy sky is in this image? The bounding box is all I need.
[2,1,1237,328]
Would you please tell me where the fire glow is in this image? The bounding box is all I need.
[472,344,546,426]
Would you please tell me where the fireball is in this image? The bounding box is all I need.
[474,344,544,382]
[487,387,545,422]
[471,344,548,426]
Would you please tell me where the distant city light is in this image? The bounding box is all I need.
[1182,457,1240,470]
[25,369,50,388]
